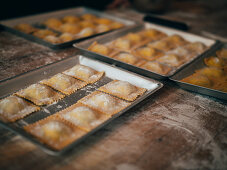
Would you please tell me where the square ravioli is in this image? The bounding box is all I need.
[140,61,172,75]
[133,46,164,61]
[40,73,87,95]
[16,83,64,106]
[111,35,147,52]
[63,64,104,84]
[88,41,118,57]
[98,80,147,101]
[78,91,131,116]
[0,95,40,123]
[156,54,185,67]
[24,116,86,150]
[58,103,109,131]
[139,29,167,41]
[113,52,145,66]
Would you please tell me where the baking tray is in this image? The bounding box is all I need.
[170,42,227,101]
[0,55,163,155]
[0,7,138,49]
[74,22,218,80]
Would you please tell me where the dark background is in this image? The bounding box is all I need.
[0,0,112,20]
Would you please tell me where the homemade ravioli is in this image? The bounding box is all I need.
[63,64,104,83]
[140,61,172,75]
[24,116,85,150]
[98,80,146,101]
[58,103,109,131]
[78,91,131,115]
[0,95,40,123]
[114,52,143,65]
[41,73,87,95]
[156,54,184,67]
[88,41,115,56]
[134,46,164,61]
[16,84,64,106]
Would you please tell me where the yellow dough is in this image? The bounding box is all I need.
[114,52,139,65]
[44,18,62,30]
[95,24,110,33]
[89,43,110,56]
[140,61,171,75]
[14,23,38,34]
[0,95,39,122]
[204,56,225,68]
[59,33,75,42]
[81,14,97,20]
[33,29,57,39]
[59,23,81,34]
[156,54,183,67]
[44,35,61,44]
[62,15,80,23]
[182,74,212,88]
[110,22,124,29]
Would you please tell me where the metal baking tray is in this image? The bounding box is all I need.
[170,42,227,101]
[0,7,138,49]
[74,22,218,80]
[0,55,163,155]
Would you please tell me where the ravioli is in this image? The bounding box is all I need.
[59,23,81,34]
[24,116,85,150]
[41,73,87,95]
[14,23,38,34]
[63,64,104,83]
[140,61,172,75]
[44,18,62,30]
[0,95,40,123]
[134,46,164,61]
[62,15,80,23]
[16,83,64,106]
[139,29,167,41]
[58,103,109,131]
[114,52,143,65]
[196,67,224,78]
[156,54,184,67]
[182,74,212,88]
[204,56,225,68]
[98,80,146,101]
[88,41,115,56]
[33,29,57,39]
[78,91,131,116]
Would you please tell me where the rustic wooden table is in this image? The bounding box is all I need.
[0,3,226,170]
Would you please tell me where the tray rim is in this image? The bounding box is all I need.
[73,22,219,80]
[169,42,227,101]
[0,54,163,155]
[0,6,141,49]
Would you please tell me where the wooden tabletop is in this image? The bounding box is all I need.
[0,4,227,170]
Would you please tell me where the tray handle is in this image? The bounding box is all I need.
[143,15,189,31]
